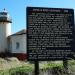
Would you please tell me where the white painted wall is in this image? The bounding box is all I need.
[0,22,11,52]
[10,34,26,53]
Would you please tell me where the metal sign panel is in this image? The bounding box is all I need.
[27,7,74,61]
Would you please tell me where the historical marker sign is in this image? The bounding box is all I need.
[27,7,74,61]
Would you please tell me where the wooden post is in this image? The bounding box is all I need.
[63,59,68,74]
[35,61,39,75]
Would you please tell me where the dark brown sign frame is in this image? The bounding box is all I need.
[27,7,74,61]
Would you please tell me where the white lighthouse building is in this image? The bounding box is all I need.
[0,9,26,60]
[0,9,12,52]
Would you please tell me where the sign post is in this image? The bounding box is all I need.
[35,61,39,75]
[63,59,68,74]
[27,7,74,75]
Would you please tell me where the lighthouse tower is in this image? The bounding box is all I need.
[0,9,12,52]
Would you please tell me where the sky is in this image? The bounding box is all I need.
[0,0,75,33]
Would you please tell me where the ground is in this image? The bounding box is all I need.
[0,57,75,75]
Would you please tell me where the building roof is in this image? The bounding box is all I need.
[0,9,12,23]
[10,29,26,36]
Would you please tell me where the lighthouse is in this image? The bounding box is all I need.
[0,9,26,60]
[0,9,12,52]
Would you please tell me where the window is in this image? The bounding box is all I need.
[16,42,20,49]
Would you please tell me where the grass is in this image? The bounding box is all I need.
[0,58,75,75]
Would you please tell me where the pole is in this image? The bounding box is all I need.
[63,59,68,74]
[34,61,39,75]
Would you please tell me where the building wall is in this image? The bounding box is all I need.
[10,34,26,54]
[0,22,11,52]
